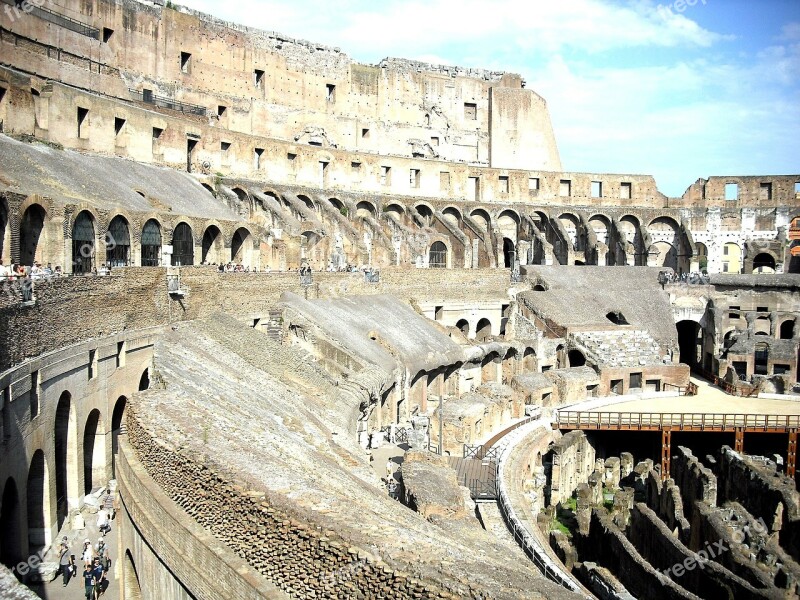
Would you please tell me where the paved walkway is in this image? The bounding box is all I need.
[585,376,800,416]
[27,502,119,600]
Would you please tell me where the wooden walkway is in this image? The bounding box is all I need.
[448,457,497,500]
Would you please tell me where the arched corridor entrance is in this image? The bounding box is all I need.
[55,391,78,530]
[171,222,194,266]
[456,319,469,337]
[111,397,127,478]
[752,253,776,273]
[0,478,21,567]
[202,225,223,264]
[124,549,143,599]
[72,211,96,274]
[568,349,586,367]
[141,219,162,266]
[20,204,46,266]
[429,241,447,268]
[476,318,492,342]
[503,237,515,268]
[27,449,49,553]
[676,320,702,369]
[231,228,253,266]
[83,409,106,495]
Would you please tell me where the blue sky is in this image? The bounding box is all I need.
[179,0,800,197]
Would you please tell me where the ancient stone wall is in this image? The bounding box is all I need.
[645,471,691,542]
[670,446,717,523]
[548,430,595,506]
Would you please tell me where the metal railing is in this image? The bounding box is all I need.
[128,88,207,117]
[555,411,800,432]
[1,0,100,39]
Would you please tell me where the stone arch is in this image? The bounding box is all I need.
[752,252,776,274]
[171,222,194,266]
[0,477,22,567]
[677,320,703,369]
[329,197,347,216]
[650,241,677,270]
[442,206,462,225]
[497,209,520,241]
[83,409,106,495]
[779,319,794,340]
[567,349,586,367]
[428,240,448,268]
[123,549,143,600]
[469,208,491,231]
[384,202,405,220]
[111,396,127,478]
[19,203,47,267]
[231,227,254,266]
[356,201,376,218]
[298,194,316,212]
[476,318,492,342]
[71,210,97,274]
[415,203,434,227]
[648,215,680,236]
[456,319,469,336]
[788,241,800,274]
[606,311,629,325]
[201,183,215,196]
[55,391,78,531]
[27,449,50,553]
[481,351,499,382]
[141,219,162,267]
[201,224,224,264]
[755,316,771,336]
[502,237,515,268]
[558,213,581,249]
[523,347,536,371]
[139,368,150,391]
[106,214,131,267]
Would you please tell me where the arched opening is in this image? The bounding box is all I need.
[754,342,769,375]
[107,215,131,267]
[141,219,162,266]
[523,347,536,371]
[567,349,586,367]
[469,208,490,231]
[20,204,46,266]
[780,320,794,340]
[384,203,405,222]
[789,240,800,274]
[476,318,492,342]
[329,198,347,216]
[676,320,702,369]
[171,222,194,266]
[55,391,78,531]
[619,215,644,265]
[83,409,106,495]
[429,241,447,268]
[558,213,581,250]
[298,195,315,212]
[123,549,143,600]
[72,211,96,274]
[606,311,629,325]
[752,253,776,274]
[201,183,215,196]
[415,204,434,227]
[481,351,499,382]
[356,201,376,219]
[27,449,49,553]
[456,319,469,336]
[0,478,21,567]
[442,207,462,225]
[651,241,677,270]
[231,227,253,266]
[533,284,546,291]
[722,242,741,274]
[139,368,150,391]
[497,210,519,242]
[201,225,223,264]
[755,316,771,336]
[111,397,127,478]
[695,242,708,272]
[502,237,515,268]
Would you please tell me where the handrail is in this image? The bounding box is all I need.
[0,0,100,39]
[555,410,800,432]
[128,88,208,117]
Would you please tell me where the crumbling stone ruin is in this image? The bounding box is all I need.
[0,1,798,599]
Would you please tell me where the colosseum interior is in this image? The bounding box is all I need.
[1,1,799,599]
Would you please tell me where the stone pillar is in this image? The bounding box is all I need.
[620,452,634,479]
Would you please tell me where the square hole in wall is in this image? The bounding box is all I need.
[529,177,540,191]
[591,181,602,198]
[114,117,125,136]
[430,136,439,146]
[326,84,336,102]
[795,182,800,197]
[102,27,114,43]
[221,141,231,152]
[620,181,632,199]
[464,102,477,120]
[759,182,772,200]
[499,176,509,194]
[410,169,420,189]
[725,183,738,201]
[351,161,361,172]
[380,166,391,186]
[287,152,297,162]
[217,105,227,117]
[77,107,89,138]
[0,87,7,103]
[559,179,571,196]
[361,128,370,139]
[254,147,264,169]
[254,69,265,87]
[152,127,163,140]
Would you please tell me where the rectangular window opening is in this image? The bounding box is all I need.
[29,371,39,419]
[114,117,125,136]
[529,177,540,191]
[440,172,451,192]
[0,87,6,103]
[464,102,477,120]
[794,182,800,196]
[431,136,439,146]
[361,128,369,138]
[77,107,89,138]
[217,105,227,117]
[287,152,297,163]
[629,372,642,389]
[381,166,391,187]
[326,84,336,102]
[559,179,571,197]
[410,168,420,189]
[142,88,154,104]
[187,138,199,172]
[1,387,10,441]
[180,51,192,74]
[117,341,126,369]
[468,176,480,201]
[221,141,231,152]
[591,181,602,198]
[499,176,509,194]
[88,349,97,380]
[102,27,114,43]
[725,183,738,201]
[254,147,264,170]
[620,181,632,199]
[320,161,329,187]
[760,182,772,200]
[152,127,163,140]
[351,161,361,172]
[254,69,265,87]
[434,306,444,321]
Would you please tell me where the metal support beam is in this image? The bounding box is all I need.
[788,431,797,478]
[661,429,672,481]
[735,428,744,453]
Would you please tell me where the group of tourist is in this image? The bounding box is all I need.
[0,260,65,279]
[659,270,710,286]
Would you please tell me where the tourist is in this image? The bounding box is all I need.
[91,556,105,598]
[97,508,111,536]
[101,489,115,519]
[53,265,63,276]
[43,263,53,276]
[83,563,95,600]
[58,536,73,586]
[81,539,93,566]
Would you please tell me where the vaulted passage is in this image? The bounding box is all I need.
[72,211,96,274]
[0,477,21,567]
[27,449,48,553]
[83,409,106,495]
[676,320,701,369]
[141,219,162,266]
[20,204,46,266]
[55,391,78,530]
[172,222,194,266]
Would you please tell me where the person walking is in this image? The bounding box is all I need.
[83,563,96,600]
[57,536,72,586]
[81,539,93,567]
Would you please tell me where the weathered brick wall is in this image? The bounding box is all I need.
[125,404,460,599]
[670,446,717,524]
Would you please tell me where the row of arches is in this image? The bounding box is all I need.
[0,370,147,567]
[11,203,255,270]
